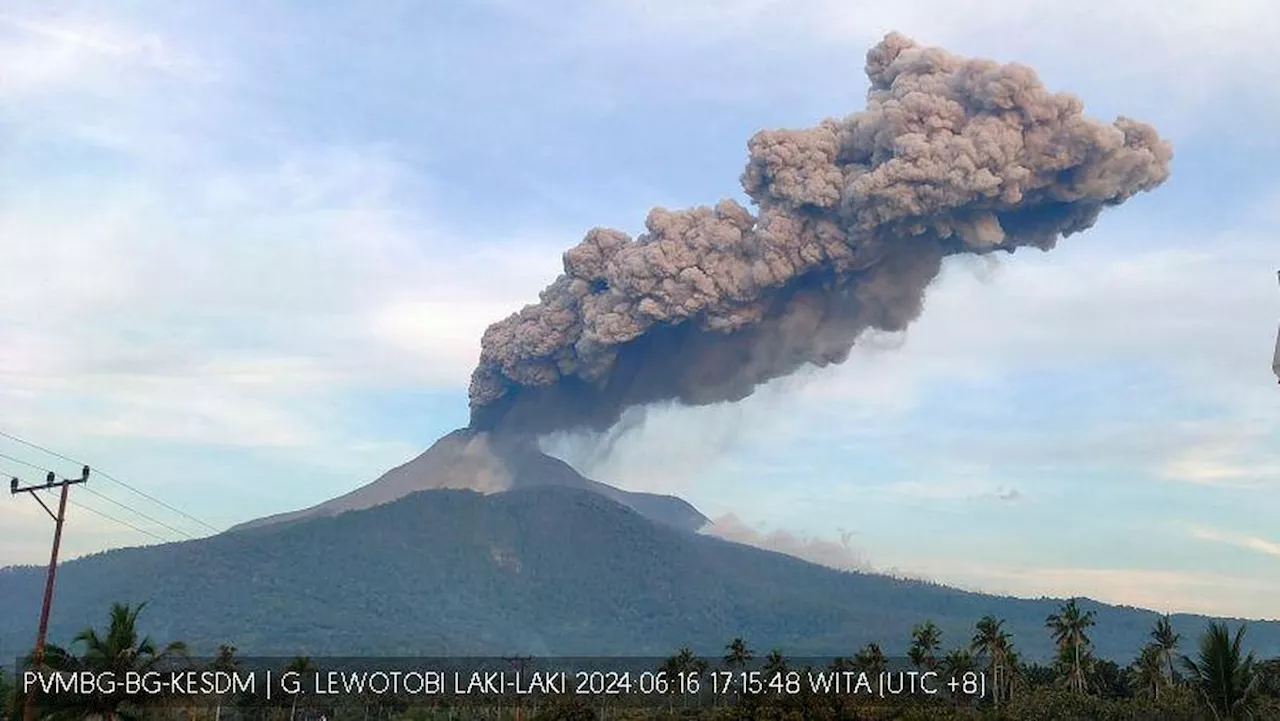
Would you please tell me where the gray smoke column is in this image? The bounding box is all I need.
[468,32,1172,435]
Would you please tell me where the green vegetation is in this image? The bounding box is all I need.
[22,602,188,721]
[0,667,15,721]
[11,599,1276,720]
[1045,597,1095,695]
[1180,621,1263,719]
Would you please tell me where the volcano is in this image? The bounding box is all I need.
[229,429,708,534]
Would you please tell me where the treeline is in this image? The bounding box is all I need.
[3,600,1278,720]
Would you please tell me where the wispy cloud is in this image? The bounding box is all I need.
[0,12,212,98]
[1161,435,1280,491]
[1191,526,1280,559]
[703,514,870,572]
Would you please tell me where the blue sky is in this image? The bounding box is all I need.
[1,1,1278,620]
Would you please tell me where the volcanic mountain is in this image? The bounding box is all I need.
[2,447,1280,663]
[230,428,708,534]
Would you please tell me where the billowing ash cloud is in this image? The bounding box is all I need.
[469,32,1172,435]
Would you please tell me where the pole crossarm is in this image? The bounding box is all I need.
[10,465,89,494]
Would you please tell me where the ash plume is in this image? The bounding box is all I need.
[468,32,1172,435]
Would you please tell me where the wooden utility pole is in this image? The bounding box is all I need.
[1273,270,1279,384]
[10,464,89,721]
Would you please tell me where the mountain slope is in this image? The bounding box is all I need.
[230,429,707,534]
[2,485,1276,663]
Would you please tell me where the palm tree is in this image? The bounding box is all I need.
[762,649,788,678]
[661,647,708,678]
[724,638,753,670]
[1046,598,1095,694]
[941,648,976,679]
[213,644,239,671]
[721,638,753,702]
[1151,614,1181,685]
[32,602,188,721]
[1179,622,1260,720]
[1133,643,1165,700]
[940,648,977,708]
[908,620,942,671]
[852,643,887,676]
[286,656,316,721]
[971,616,1015,706]
[210,644,240,721]
[659,648,707,709]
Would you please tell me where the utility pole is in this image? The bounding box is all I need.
[1273,270,1279,384]
[10,464,90,721]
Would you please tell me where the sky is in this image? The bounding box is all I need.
[1,0,1278,622]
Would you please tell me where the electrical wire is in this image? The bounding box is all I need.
[67,499,171,543]
[0,428,220,533]
[81,486,195,540]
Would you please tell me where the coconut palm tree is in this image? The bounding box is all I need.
[724,638,753,670]
[31,602,188,721]
[659,648,707,710]
[1133,643,1165,700]
[285,656,315,721]
[939,648,978,709]
[971,616,1015,706]
[719,639,753,703]
[661,647,708,678]
[908,620,942,671]
[1151,614,1181,685]
[852,643,887,676]
[1046,598,1095,694]
[210,644,240,721]
[941,648,976,679]
[1179,622,1260,720]
[762,649,788,678]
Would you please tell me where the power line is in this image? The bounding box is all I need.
[81,486,195,541]
[0,428,220,534]
[0,450,50,474]
[5,430,337,623]
[7,473,186,543]
[0,429,80,467]
[67,499,170,544]
[87,469,220,534]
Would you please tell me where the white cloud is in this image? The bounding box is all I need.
[1191,526,1280,559]
[0,142,568,450]
[0,13,211,98]
[1162,440,1280,490]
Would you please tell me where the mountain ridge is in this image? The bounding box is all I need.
[229,428,708,534]
[2,484,1276,665]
